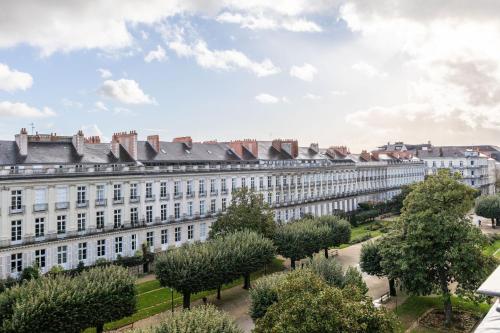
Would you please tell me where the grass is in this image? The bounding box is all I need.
[394,296,491,332]
[483,239,500,259]
[338,219,392,248]
[83,258,285,332]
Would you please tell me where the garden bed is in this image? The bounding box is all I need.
[418,309,480,332]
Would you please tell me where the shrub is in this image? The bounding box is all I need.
[131,305,242,333]
[305,254,344,287]
[249,272,286,320]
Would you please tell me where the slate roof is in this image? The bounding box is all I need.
[416,147,466,158]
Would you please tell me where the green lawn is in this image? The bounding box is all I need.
[338,219,392,248]
[84,258,285,332]
[394,296,490,332]
[483,239,500,259]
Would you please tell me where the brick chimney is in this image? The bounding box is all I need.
[332,146,350,156]
[173,136,193,149]
[309,143,319,154]
[72,130,85,156]
[272,139,298,158]
[147,135,160,153]
[325,147,336,159]
[229,139,258,158]
[15,128,28,156]
[360,150,371,161]
[111,131,138,160]
[84,136,101,144]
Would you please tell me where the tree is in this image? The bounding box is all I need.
[130,305,242,333]
[342,266,369,295]
[305,254,344,287]
[155,242,218,309]
[475,195,500,228]
[19,266,39,282]
[0,265,135,333]
[382,170,495,327]
[316,216,351,257]
[249,272,286,320]
[360,241,396,296]
[253,269,398,333]
[209,188,276,239]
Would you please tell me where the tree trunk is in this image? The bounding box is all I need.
[183,292,191,309]
[443,292,452,327]
[389,278,396,297]
[492,218,496,229]
[290,258,296,270]
[96,323,104,333]
[243,273,251,290]
[324,247,329,258]
[217,285,221,300]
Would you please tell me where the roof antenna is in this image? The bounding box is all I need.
[29,122,35,135]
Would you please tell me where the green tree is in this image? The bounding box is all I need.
[209,188,276,238]
[19,265,40,282]
[475,194,500,228]
[342,266,369,295]
[0,265,135,333]
[382,170,495,327]
[305,254,344,287]
[249,272,286,320]
[316,216,351,257]
[253,269,397,333]
[131,305,242,333]
[360,241,396,296]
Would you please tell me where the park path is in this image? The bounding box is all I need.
[116,237,402,333]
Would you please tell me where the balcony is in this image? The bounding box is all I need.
[95,198,107,207]
[76,200,89,208]
[33,203,48,212]
[55,202,69,210]
[9,205,25,215]
[174,192,183,200]
[129,196,140,204]
[186,192,195,199]
[145,194,156,202]
[221,188,228,195]
[198,191,207,198]
[113,197,124,205]
[160,193,170,201]
[210,189,219,196]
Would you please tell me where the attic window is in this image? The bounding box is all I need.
[207,150,212,154]
[161,149,166,154]
[185,150,191,154]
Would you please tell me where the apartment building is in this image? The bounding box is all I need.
[0,129,425,278]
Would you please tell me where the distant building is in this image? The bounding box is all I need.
[0,130,425,278]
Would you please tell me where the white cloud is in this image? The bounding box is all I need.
[255,93,289,104]
[97,68,112,78]
[144,45,167,63]
[0,1,336,55]
[303,93,321,100]
[140,30,149,40]
[216,12,322,32]
[351,62,388,78]
[289,63,317,82]
[99,79,156,105]
[95,101,109,111]
[0,101,55,118]
[331,90,347,96]
[164,28,280,77]
[0,63,33,92]
[61,98,83,108]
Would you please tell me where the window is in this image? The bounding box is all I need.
[77,186,87,204]
[200,223,206,239]
[241,177,246,188]
[199,200,205,215]
[96,211,105,229]
[146,206,153,223]
[35,217,45,237]
[188,225,194,240]
[175,227,181,242]
[231,178,237,191]
[210,179,216,193]
[11,253,22,273]
[130,207,138,225]
[161,204,168,222]
[113,184,122,200]
[187,201,193,216]
[78,242,87,261]
[34,188,47,210]
[259,177,264,190]
[250,177,255,190]
[471,160,475,166]
[267,193,272,205]
[210,199,216,213]
[199,179,205,194]
[57,245,67,264]
[222,198,227,212]
[160,181,168,198]
[186,180,193,195]
[131,234,137,251]
[448,161,453,167]
[174,203,180,219]
[267,176,272,188]
[77,213,86,231]
[130,183,138,199]
[115,237,123,254]
[97,239,106,257]
[11,220,22,242]
[56,187,68,205]
[114,209,122,228]
[174,181,181,196]
[35,249,46,268]
[221,178,227,192]
[146,231,154,247]
[57,215,66,234]
[161,229,168,245]
[146,182,153,198]
[96,184,105,200]
[10,190,22,210]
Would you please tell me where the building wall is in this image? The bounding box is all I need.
[0,161,425,278]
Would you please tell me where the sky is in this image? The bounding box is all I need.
[1,0,500,152]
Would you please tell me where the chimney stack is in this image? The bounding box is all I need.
[147,135,160,153]
[111,130,138,160]
[15,128,28,156]
[72,130,85,156]
[173,136,193,149]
